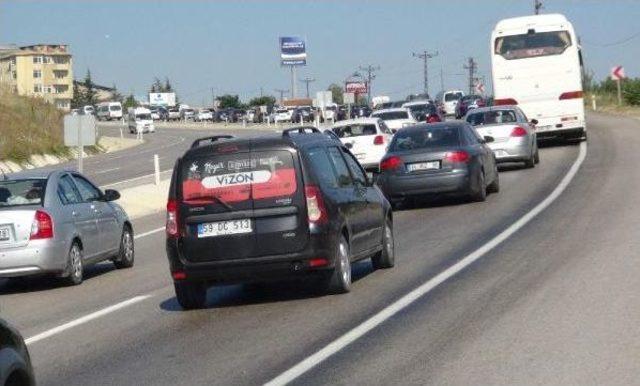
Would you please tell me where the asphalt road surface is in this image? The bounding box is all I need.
[2,112,639,385]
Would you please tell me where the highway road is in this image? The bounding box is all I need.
[2,112,639,385]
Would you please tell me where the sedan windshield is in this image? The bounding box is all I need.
[390,126,460,151]
[0,179,46,207]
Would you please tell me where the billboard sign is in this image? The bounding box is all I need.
[280,36,306,66]
[345,81,368,94]
[149,92,176,107]
[64,115,96,147]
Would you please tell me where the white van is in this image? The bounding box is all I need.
[436,90,465,116]
[96,102,123,121]
[127,107,155,134]
[82,105,95,115]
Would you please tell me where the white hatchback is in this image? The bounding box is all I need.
[370,108,418,131]
[331,118,394,171]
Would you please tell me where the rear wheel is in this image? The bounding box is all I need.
[487,170,500,194]
[470,170,487,202]
[372,219,395,269]
[63,242,83,286]
[524,148,535,168]
[534,145,540,164]
[174,281,207,310]
[326,235,351,294]
[113,226,134,269]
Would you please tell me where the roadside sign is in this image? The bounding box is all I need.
[475,83,485,94]
[64,114,96,173]
[611,65,625,80]
[343,92,355,104]
[345,81,368,94]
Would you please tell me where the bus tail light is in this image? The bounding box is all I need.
[494,98,518,106]
[559,91,583,100]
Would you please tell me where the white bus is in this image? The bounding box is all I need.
[491,14,586,141]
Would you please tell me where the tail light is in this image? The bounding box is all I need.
[444,151,470,163]
[380,155,402,171]
[494,98,518,106]
[305,185,328,225]
[166,199,180,238]
[30,210,53,240]
[427,114,440,123]
[511,126,528,137]
[373,135,385,145]
[308,258,329,268]
[172,271,187,280]
[477,100,486,107]
[559,91,583,100]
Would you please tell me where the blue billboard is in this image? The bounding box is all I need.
[279,36,307,66]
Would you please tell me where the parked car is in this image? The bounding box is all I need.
[167,108,181,121]
[81,105,95,116]
[291,106,314,123]
[435,90,465,116]
[0,170,134,285]
[149,107,161,120]
[402,101,442,123]
[466,106,539,168]
[0,319,35,386]
[195,109,213,122]
[165,128,395,309]
[181,108,195,121]
[350,105,372,118]
[274,107,294,123]
[370,108,418,131]
[377,122,499,208]
[96,102,123,121]
[455,95,486,119]
[331,118,394,172]
[128,107,155,133]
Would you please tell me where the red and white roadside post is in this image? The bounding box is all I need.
[611,65,625,105]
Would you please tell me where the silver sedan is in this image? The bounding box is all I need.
[0,170,134,285]
[466,106,539,168]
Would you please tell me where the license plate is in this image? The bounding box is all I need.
[407,161,440,171]
[0,227,10,241]
[197,219,252,238]
[355,153,366,160]
[494,150,508,157]
[537,125,552,131]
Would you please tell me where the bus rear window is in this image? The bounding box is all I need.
[495,31,571,60]
[181,151,297,204]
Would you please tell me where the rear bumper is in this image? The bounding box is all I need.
[488,138,532,162]
[166,232,336,285]
[536,127,585,140]
[0,239,68,278]
[377,169,470,199]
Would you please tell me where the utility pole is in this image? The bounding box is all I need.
[463,57,478,96]
[211,87,215,108]
[274,88,289,105]
[440,64,444,92]
[534,0,543,14]
[358,64,380,105]
[300,77,315,98]
[412,50,438,97]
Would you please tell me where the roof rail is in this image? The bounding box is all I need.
[190,135,235,149]
[282,126,320,137]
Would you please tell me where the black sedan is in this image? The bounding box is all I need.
[377,122,499,208]
[0,319,35,386]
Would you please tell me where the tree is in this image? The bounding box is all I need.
[216,94,242,109]
[123,94,137,110]
[70,81,84,109]
[111,83,123,103]
[164,77,173,92]
[328,83,343,105]
[248,95,276,107]
[82,69,97,106]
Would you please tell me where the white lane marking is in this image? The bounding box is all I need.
[94,167,121,175]
[25,295,151,346]
[265,142,588,386]
[134,227,165,240]
[100,169,172,189]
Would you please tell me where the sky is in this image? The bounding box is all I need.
[1,0,639,106]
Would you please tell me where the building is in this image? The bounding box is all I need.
[0,44,73,110]
[73,80,117,103]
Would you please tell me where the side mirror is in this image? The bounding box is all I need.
[344,142,354,149]
[530,119,539,125]
[103,189,121,202]
[483,135,495,143]
[391,128,398,134]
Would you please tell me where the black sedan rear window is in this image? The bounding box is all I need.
[0,179,46,207]
[390,126,460,151]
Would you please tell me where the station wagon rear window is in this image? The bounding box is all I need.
[390,126,460,151]
[181,151,297,204]
[0,179,46,207]
[495,30,572,60]
[373,111,409,120]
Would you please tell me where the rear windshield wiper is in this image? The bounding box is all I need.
[184,193,234,211]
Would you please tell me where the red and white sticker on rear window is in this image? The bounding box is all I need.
[181,152,297,203]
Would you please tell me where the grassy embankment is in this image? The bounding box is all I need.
[585,92,640,120]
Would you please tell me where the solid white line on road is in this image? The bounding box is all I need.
[134,227,165,240]
[25,295,152,346]
[94,167,121,175]
[265,142,588,386]
[101,169,173,189]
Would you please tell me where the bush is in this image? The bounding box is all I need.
[0,87,67,162]
[623,78,640,106]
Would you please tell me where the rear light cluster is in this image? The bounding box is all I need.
[444,151,470,163]
[305,186,328,225]
[380,156,402,171]
[30,210,53,240]
[426,114,440,123]
[559,91,583,100]
[511,126,528,137]
[373,135,385,145]
[494,98,518,106]
[166,199,179,238]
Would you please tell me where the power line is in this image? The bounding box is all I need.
[412,50,438,97]
[463,57,478,95]
[299,77,315,98]
[358,64,380,104]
